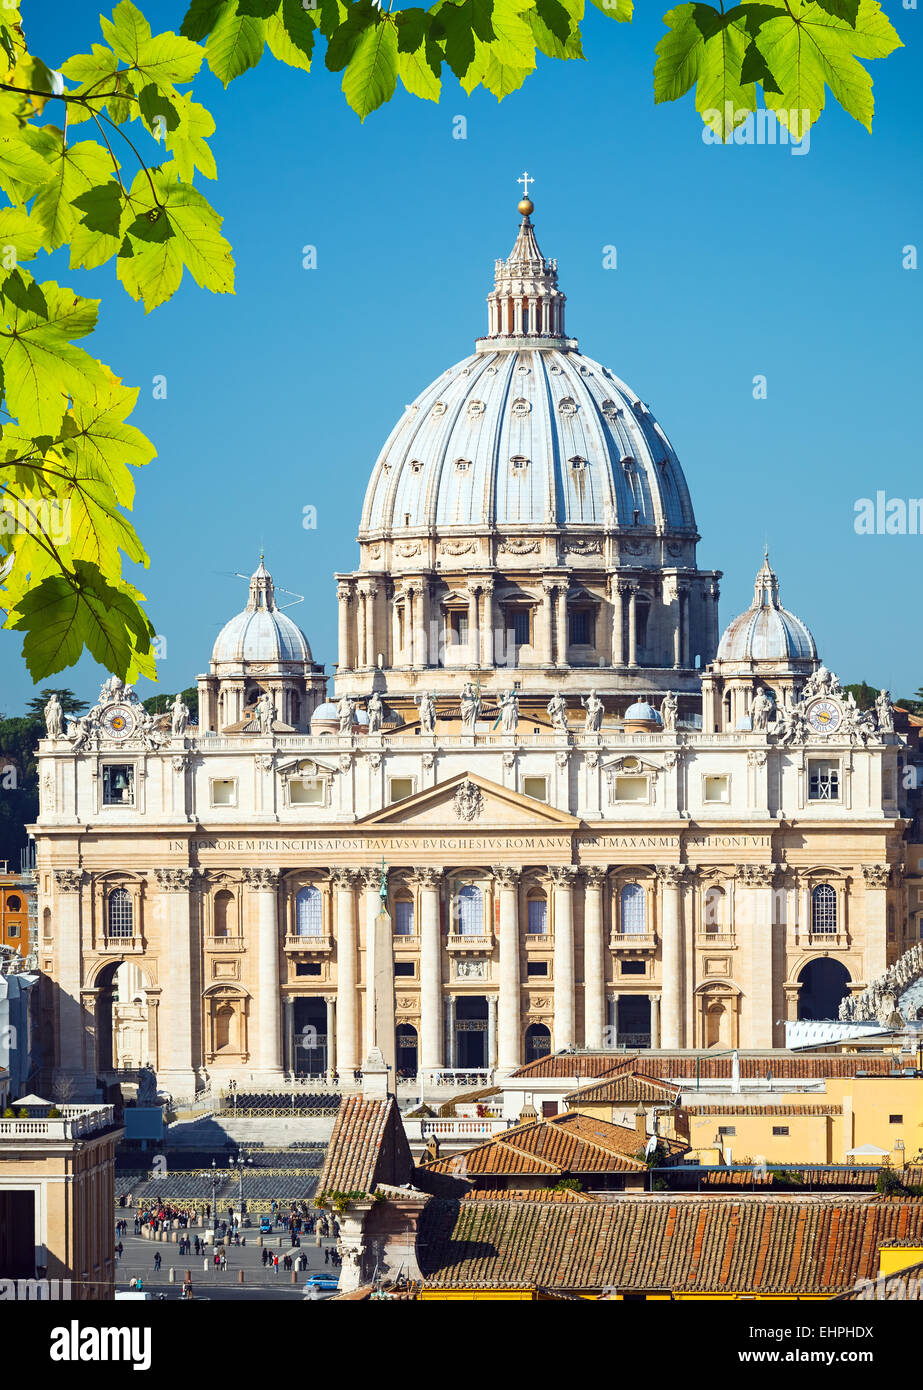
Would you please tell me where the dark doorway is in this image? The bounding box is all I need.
[94,960,121,1075]
[525,1023,551,1063]
[798,959,851,1020]
[455,995,487,1068]
[618,995,651,1048]
[396,1025,418,1079]
[293,997,327,1074]
[0,1190,35,1278]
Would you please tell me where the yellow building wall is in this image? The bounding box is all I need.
[879,1246,923,1277]
[824,1077,923,1165]
[684,1111,834,1165]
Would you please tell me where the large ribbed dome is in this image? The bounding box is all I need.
[717,555,817,664]
[360,346,696,535]
[211,560,312,666]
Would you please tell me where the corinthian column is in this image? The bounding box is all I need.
[330,868,358,1073]
[336,582,353,670]
[583,868,606,1049]
[738,863,777,1048]
[154,866,197,1094]
[540,583,555,666]
[414,867,444,1070]
[862,864,891,981]
[657,865,685,1049]
[243,867,282,1077]
[549,865,578,1049]
[53,869,93,1095]
[481,580,495,667]
[492,865,521,1072]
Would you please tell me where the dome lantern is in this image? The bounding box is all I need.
[482,176,569,346]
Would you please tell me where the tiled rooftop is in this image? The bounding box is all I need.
[422,1111,685,1178]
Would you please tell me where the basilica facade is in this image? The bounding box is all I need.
[31,195,919,1100]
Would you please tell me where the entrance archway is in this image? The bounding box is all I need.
[524,1023,551,1063]
[93,960,150,1077]
[797,958,851,1020]
[455,995,487,1068]
[396,1024,418,1078]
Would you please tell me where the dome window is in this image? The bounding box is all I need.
[455,458,471,473]
[432,401,447,415]
[569,456,587,472]
[510,455,529,473]
[511,397,531,417]
[468,399,485,417]
[558,397,577,416]
[409,459,423,473]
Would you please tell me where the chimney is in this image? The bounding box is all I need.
[635,1104,647,1140]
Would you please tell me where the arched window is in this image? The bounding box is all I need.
[620,883,646,935]
[456,884,483,936]
[811,884,837,935]
[213,889,234,939]
[6,894,21,912]
[527,894,547,935]
[215,1003,234,1051]
[703,886,724,934]
[108,887,133,939]
[295,886,322,937]
[394,898,415,936]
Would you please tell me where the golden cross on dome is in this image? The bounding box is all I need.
[518,171,534,199]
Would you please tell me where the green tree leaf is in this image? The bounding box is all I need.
[342,18,399,121]
[100,0,153,66]
[206,0,267,84]
[69,183,124,270]
[32,137,115,253]
[0,277,108,436]
[117,168,235,311]
[0,133,54,203]
[181,0,234,42]
[264,0,317,72]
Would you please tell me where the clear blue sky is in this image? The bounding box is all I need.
[2,1,921,713]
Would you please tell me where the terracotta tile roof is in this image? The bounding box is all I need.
[422,1111,684,1179]
[564,1072,682,1106]
[318,1096,409,1194]
[462,1187,597,1203]
[511,1051,896,1081]
[418,1195,923,1293]
[683,1104,843,1117]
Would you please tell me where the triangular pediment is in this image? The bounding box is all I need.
[276,756,337,777]
[355,770,582,829]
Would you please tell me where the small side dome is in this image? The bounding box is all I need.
[310,700,341,733]
[211,559,312,667]
[717,554,817,665]
[624,700,662,723]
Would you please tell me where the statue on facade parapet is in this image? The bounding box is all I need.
[581,690,603,734]
[750,687,774,732]
[776,703,806,747]
[802,665,840,699]
[547,693,568,733]
[460,682,480,733]
[876,689,894,734]
[659,691,678,733]
[44,692,63,739]
[416,691,436,735]
[170,694,190,737]
[367,691,384,735]
[499,689,519,734]
[337,695,355,735]
[137,1063,159,1105]
[255,691,276,735]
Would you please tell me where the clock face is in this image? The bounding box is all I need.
[101,703,136,740]
[806,698,842,735]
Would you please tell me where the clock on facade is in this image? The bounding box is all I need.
[100,703,137,740]
[805,698,842,735]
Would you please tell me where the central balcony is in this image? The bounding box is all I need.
[609,933,657,953]
[284,934,334,953]
[446,933,494,953]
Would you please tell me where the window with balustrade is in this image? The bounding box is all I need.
[107,887,133,939]
[620,882,646,935]
[455,884,484,936]
[295,885,323,937]
[811,884,837,935]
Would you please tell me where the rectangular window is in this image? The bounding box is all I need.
[7,923,19,938]
[569,609,593,646]
[388,777,414,803]
[772,1126,790,1137]
[289,778,325,806]
[717,1126,736,1137]
[614,775,648,803]
[890,1114,903,1124]
[511,610,530,646]
[703,775,729,804]
[210,778,237,807]
[394,961,415,977]
[527,898,547,935]
[103,765,135,806]
[394,900,415,936]
[451,612,469,644]
[522,776,548,802]
[527,961,548,977]
[808,759,840,801]
[620,960,645,976]
[295,962,322,977]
